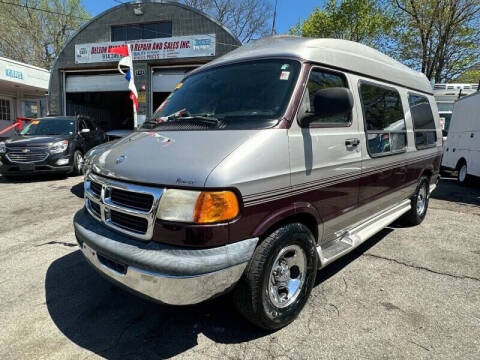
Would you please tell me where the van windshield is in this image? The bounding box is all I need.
[145,59,301,130]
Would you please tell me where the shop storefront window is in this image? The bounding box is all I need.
[0,98,11,121]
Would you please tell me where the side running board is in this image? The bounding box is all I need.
[317,199,412,268]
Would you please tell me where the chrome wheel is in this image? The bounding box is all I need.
[268,244,307,308]
[416,184,427,216]
[76,152,84,172]
[459,164,467,183]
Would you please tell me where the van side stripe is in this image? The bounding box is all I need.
[243,152,441,207]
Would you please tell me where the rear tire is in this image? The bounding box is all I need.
[402,176,429,226]
[457,161,469,186]
[233,223,317,330]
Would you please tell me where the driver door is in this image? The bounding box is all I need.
[288,66,363,243]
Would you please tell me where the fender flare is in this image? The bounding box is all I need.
[252,201,324,242]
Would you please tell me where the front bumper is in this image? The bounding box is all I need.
[0,153,72,175]
[74,209,258,305]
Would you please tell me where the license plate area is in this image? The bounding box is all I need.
[19,164,35,171]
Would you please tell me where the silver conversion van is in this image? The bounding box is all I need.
[74,36,442,329]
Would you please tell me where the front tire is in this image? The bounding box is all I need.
[233,223,318,330]
[402,176,429,226]
[71,150,84,176]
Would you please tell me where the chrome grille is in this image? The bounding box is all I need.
[111,187,154,212]
[84,174,163,241]
[6,148,48,163]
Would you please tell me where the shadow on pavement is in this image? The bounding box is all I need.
[0,173,70,184]
[70,182,84,198]
[45,228,392,359]
[45,251,269,359]
[430,177,480,207]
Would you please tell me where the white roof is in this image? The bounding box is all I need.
[194,36,433,94]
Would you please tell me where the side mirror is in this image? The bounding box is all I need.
[299,87,354,127]
[80,128,91,134]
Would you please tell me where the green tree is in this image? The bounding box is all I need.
[391,0,480,82]
[453,67,480,83]
[0,0,90,69]
[289,0,395,50]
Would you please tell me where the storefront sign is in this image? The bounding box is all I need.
[5,69,24,80]
[75,34,216,64]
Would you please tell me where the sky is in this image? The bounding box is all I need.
[82,0,324,35]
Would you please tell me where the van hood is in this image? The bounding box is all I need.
[92,130,256,187]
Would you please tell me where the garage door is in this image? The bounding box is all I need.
[152,69,189,92]
[66,73,127,93]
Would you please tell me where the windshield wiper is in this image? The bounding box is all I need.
[188,114,221,126]
[148,111,222,128]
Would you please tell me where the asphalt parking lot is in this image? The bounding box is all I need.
[0,175,479,360]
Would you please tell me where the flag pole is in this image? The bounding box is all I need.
[129,44,138,129]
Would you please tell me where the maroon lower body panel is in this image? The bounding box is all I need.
[152,153,441,248]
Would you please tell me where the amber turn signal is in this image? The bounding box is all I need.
[193,191,239,224]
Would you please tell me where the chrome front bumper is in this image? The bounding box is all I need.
[74,209,258,305]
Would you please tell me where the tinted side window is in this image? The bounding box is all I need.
[303,68,350,125]
[360,83,406,156]
[408,94,437,148]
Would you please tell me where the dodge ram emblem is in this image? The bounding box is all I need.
[115,155,127,165]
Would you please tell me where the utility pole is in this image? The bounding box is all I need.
[271,0,278,35]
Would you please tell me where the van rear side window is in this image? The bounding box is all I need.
[408,94,437,149]
[360,82,406,156]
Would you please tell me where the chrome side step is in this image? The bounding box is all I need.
[317,199,412,268]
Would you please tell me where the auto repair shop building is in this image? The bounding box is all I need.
[48,0,240,131]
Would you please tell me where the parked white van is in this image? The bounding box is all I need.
[75,36,442,329]
[442,91,480,184]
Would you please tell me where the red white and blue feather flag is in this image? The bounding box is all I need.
[108,44,139,113]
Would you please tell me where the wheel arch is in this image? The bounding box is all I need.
[456,157,467,170]
[252,202,323,244]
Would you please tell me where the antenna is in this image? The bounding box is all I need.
[271,0,278,35]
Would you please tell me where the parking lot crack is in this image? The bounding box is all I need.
[362,253,480,282]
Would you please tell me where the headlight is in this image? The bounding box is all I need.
[157,189,239,224]
[0,142,5,154]
[49,140,68,154]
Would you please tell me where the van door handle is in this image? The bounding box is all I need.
[345,138,360,147]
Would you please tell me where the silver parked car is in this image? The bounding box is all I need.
[74,36,442,330]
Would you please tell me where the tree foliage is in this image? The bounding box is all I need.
[392,0,480,82]
[289,0,394,49]
[0,0,90,69]
[453,68,480,83]
[182,0,273,42]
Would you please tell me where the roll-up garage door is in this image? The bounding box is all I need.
[152,69,188,92]
[66,73,127,93]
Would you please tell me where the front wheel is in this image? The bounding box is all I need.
[233,223,318,330]
[71,150,84,176]
[402,176,429,226]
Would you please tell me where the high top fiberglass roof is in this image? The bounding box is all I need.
[194,36,433,95]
